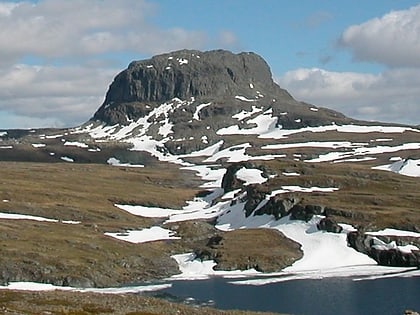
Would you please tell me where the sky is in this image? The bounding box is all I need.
[0,0,419,129]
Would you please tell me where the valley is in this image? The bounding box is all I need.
[0,49,419,314]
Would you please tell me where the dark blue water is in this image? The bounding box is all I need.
[159,277,420,315]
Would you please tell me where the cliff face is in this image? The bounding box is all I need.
[92,49,349,127]
[88,49,356,156]
[102,49,281,103]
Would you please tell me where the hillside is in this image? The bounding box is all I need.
[0,49,419,313]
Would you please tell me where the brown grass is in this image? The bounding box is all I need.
[0,161,202,286]
[0,290,286,315]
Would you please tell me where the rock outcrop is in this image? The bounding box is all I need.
[347,231,420,267]
[317,217,343,233]
[194,228,303,272]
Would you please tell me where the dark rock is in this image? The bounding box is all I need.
[317,217,343,233]
[221,162,255,192]
[347,231,370,254]
[370,248,419,267]
[254,194,301,220]
[347,231,420,267]
[289,204,324,221]
[92,49,353,136]
[244,184,271,217]
[96,50,279,109]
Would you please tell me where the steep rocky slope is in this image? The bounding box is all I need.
[91,49,353,155]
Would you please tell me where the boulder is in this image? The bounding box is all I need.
[317,217,343,233]
[243,184,271,217]
[254,194,300,220]
[289,204,324,221]
[347,231,420,267]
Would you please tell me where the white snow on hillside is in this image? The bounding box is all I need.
[204,143,284,163]
[32,143,46,148]
[0,281,171,294]
[235,167,267,185]
[64,141,88,148]
[65,97,420,285]
[262,141,362,150]
[60,156,74,162]
[372,158,420,177]
[170,253,259,280]
[217,111,277,135]
[193,102,211,120]
[107,157,144,168]
[232,106,263,121]
[366,228,420,238]
[260,124,420,140]
[105,226,179,243]
[306,143,420,163]
[235,95,256,102]
[0,212,80,224]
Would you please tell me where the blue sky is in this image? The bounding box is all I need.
[0,0,419,128]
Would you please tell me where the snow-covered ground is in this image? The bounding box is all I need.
[77,108,419,284]
[4,100,416,293]
[105,226,179,243]
[372,158,420,177]
[0,212,80,224]
[0,281,172,294]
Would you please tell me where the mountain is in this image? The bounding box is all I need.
[90,49,353,155]
[0,49,419,295]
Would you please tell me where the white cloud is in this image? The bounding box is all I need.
[276,67,420,125]
[277,5,420,126]
[339,5,420,67]
[0,0,240,128]
[0,64,117,127]
[0,0,210,63]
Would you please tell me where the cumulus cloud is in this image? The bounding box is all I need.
[0,0,210,64]
[0,0,240,128]
[276,5,420,126]
[276,68,420,125]
[0,63,118,127]
[339,4,420,67]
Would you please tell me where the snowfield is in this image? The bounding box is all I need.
[71,104,420,284]
[4,98,416,293]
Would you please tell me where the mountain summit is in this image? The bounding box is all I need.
[93,49,350,130]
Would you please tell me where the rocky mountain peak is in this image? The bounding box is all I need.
[101,49,282,104]
[91,49,352,154]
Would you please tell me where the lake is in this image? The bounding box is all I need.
[156,276,420,315]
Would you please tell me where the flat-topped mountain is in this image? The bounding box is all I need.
[90,49,357,156]
[93,49,350,129]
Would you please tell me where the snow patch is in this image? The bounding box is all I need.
[193,102,211,120]
[64,141,88,148]
[32,143,46,148]
[235,95,256,102]
[232,106,263,121]
[105,226,180,243]
[60,156,74,162]
[107,157,144,168]
[235,167,267,185]
[372,158,420,177]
